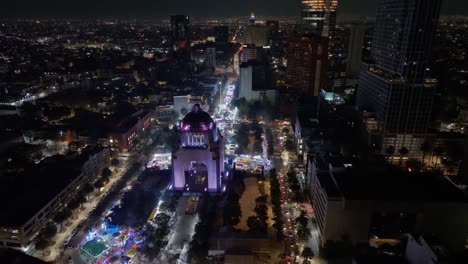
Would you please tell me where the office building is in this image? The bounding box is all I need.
[205,47,216,72]
[108,109,153,152]
[0,147,110,250]
[172,104,225,192]
[239,61,277,103]
[346,24,366,77]
[243,25,269,47]
[356,0,442,158]
[214,26,229,43]
[308,158,468,252]
[171,15,190,48]
[266,20,279,42]
[240,45,264,63]
[285,34,329,97]
[301,0,338,38]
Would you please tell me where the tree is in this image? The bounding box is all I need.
[67,199,80,211]
[94,179,104,189]
[111,158,120,167]
[102,167,112,178]
[223,191,242,226]
[296,225,311,241]
[296,210,309,228]
[385,146,395,162]
[301,247,314,260]
[398,147,409,166]
[420,141,432,163]
[432,146,444,166]
[284,139,295,152]
[254,204,268,219]
[53,209,71,224]
[255,195,268,205]
[76,196,87,208]
[41,223,57,239]
[35,238,50,250]
[247,216,267,234]
[81,183,94,195]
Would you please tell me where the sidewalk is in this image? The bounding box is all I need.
[35,158,130,262]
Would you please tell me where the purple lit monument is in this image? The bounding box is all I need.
[172,104,225,192]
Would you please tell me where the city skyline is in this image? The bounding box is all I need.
[0,0,467,18]
[1,0,468,263]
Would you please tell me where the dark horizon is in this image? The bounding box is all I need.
[1,0,467,19]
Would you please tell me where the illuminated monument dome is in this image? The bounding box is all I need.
[172,104,225,192]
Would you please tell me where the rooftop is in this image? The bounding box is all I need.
[180,104,214,132]
[319,163,468,203]
[0,146,104,227]
[82,239,108,258]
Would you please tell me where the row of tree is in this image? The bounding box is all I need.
[141,217,170,261]
[188,195,218,263]
[36,161,121,251]
[247,193,269,234]
[269,169,284,240]
[287,169,304,202]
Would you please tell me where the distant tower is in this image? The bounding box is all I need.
[249,10,256,24]
[249,0,255,24]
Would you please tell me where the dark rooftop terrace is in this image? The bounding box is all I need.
[0,147,103,227]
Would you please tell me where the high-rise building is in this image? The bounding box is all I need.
[301,0,338,38]
[285,34,329,97]
[171,15,190,48]
[240,45,264,63]
[243,25,269,47]
[238,61,276,103]
[346,24,366,78]
[172,104,225,192]
[356,0,442,158]
[214,26,229,43]
[266,20,279,40]
[205,47,216,72]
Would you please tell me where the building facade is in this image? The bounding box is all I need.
[301,0,338,38]
[346,24,366,78]
[308,158,468,252]
[214,26,229,43]
[0,147,110,250]
[171,15,190,49]
[356,0,442,158]
[243,25,269,47]
[108,109,153,152]
[285,34,329,97]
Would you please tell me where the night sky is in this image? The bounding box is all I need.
[1,0,467,18]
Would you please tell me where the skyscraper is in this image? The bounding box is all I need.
[171,15,190,48]
[214,26,229,43]
[285,34,329,97]
[243,25,269,47]
[301,0,338,38]
[346,24,366,78]
[357,0,442,158]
